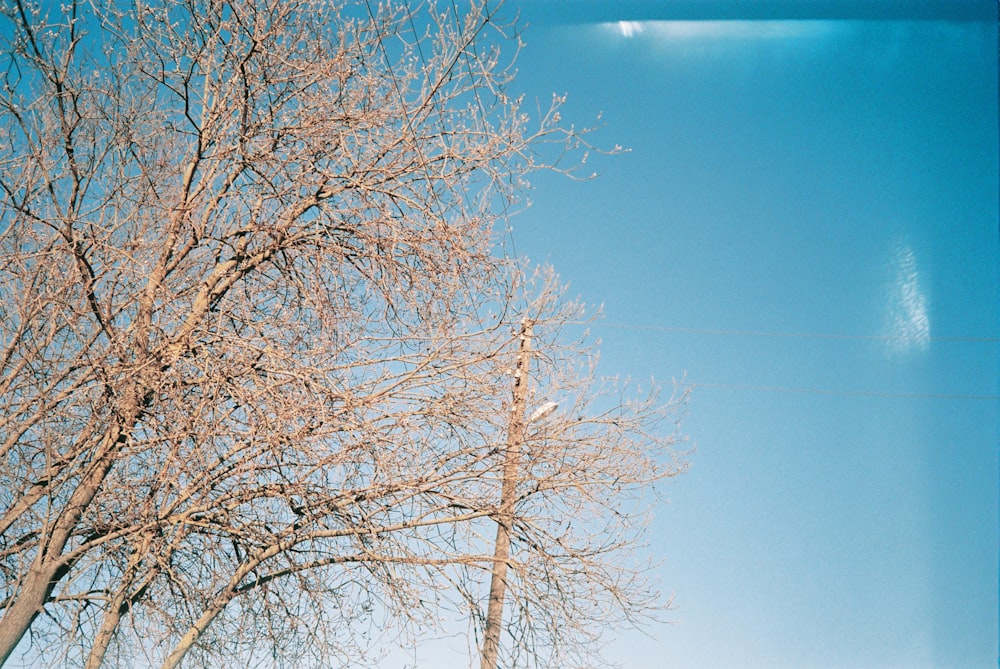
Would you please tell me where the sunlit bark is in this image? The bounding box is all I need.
[0,1,685,667]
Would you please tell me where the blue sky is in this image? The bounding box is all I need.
[1,3,991,668]
[500,1,998,667]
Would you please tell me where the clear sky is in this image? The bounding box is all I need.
[2,3,992,669]
[498,1,998,668]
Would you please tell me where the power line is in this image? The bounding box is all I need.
[576,320,1000,399]
[569,321,1000,343]
[688,382,999,401]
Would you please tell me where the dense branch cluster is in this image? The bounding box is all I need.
[0,1,685,667]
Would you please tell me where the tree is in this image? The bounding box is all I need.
[0,1,686,667]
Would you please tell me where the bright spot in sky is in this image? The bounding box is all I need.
[616,20,644,38]
[884,238,930,353]
[603,20,839,41]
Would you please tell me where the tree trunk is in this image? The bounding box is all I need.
[0,419,134,665]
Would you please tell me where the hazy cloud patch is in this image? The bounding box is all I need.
[884,237,930,354]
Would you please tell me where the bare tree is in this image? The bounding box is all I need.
[0,1,686,667]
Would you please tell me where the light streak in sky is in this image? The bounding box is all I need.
[616,20,644,38]
[884,237,930,354]
[604,20,839,41]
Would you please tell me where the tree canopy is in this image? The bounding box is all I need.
[0,1,685,667]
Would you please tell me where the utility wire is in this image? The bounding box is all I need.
[568,321,1000,343]
[580,320,1000,399]
[687,382,999,401]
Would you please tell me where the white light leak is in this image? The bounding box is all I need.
[528,401,559,424]
[602,20,839,41]
[616,20,644,38]
[884,238,930,354]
